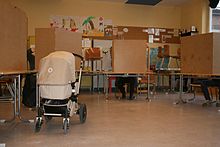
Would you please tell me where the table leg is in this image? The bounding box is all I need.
[173,74,186,104]
[1,77,17,123]
[105,75,109,100]
[17,75,34,123]
[146,74,150,101]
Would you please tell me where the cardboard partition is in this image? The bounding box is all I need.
[181,33,220,74]
[112,40,147,73]
[35,28,82,69]
[0,1,27,72]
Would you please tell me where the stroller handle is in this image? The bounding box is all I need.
[72,53,83,60]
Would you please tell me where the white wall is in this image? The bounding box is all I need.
[9,0,182,35]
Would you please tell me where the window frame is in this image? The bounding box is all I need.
[210,4,220,32]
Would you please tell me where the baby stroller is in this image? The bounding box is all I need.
[35,51,87,134]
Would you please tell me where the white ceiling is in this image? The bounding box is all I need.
[92,0,190,6]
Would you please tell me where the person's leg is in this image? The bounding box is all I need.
[200,80,216,101]
[128,77,136,99]
[119,85,126,98]
[214,80,220,101]
[116,77,126,98]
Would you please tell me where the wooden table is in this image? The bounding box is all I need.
[0,70,36,123]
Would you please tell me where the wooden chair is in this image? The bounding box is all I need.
[137,74,156,96]
[190,83,219,106]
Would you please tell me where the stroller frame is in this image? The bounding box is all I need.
[35,52,87,134]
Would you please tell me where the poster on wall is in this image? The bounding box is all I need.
[149,35,154,43]
[81,16,104,36]
[50,15,112,37]
[148,28,154,34]
[50,15,83,32]
[93,40,112,71]
[155,29,160,36]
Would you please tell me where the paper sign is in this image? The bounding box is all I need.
[159,29,166,32]
[148,28,154,34]
[155,29,160,36]
[153,38,160,41]
[174,29,179,37]
[149,35,154,43]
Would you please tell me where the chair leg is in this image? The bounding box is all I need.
[209,88,214,100]
[152,84,156,96]
[215,88,220,107]
[187,85,198,102]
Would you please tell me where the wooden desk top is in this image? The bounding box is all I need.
[177,72,220,77]
[0,70,37,76]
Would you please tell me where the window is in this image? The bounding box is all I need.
[210,3,220,32]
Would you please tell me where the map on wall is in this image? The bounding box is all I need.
[50,15,112,37]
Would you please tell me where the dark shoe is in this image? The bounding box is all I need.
[128,96,136,100]
[118,96,126,100]
[202,100,212,107]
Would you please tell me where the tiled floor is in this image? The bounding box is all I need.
[1,92,220,147]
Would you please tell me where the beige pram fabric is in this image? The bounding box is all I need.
[38,51,76,99]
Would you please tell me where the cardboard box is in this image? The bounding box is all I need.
[181,33,220,74]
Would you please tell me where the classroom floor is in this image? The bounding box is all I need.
[1,92,220,147]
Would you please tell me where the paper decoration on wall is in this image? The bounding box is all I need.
[123,28,129,33]
[82,16,105,36]
[148,28,155,34]
[82,38,92,48]
[149,35,154,43]
[93,40,112,71]
[159,29,166,32]
[142,29,148,33]
[82,16,95,34]
[162,35,172,43]
[153,38,160,41]
[167,31,174,34]
[113,27,118,36]
[50,15,63,28]
[63,16,71,29]
[155,29,160,36]
[98,17,104,32]
[50,15,112,37]
[173,29,179,37]
[115,26,180,44]
[117,31,124,39]
[50,15,82,32]
[104,26,113,36]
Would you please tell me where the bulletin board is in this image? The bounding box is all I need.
[0,1,27,72]
[112,40,147,73]
[113,26,180,44]
[35,28,82,69]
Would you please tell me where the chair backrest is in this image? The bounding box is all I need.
[139,74,156,84]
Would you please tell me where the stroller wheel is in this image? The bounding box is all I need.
[79,103,87,124]
[63,118,68,134]
[35,117,43,133]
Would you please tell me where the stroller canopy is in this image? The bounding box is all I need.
[38,51,76,85]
